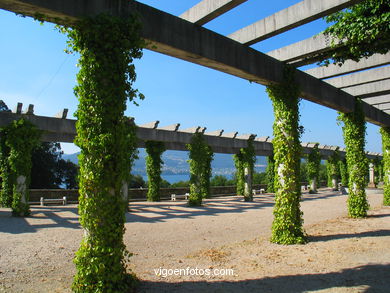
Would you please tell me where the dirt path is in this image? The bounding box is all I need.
[0,188,389,292]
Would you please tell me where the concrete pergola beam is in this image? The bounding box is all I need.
[375,103,390,111]
[55,108,68,119]
[23,104,34,115]
[221,132,238,138]
[139,121,159,129]
[305,52,390,79]
[205,129,224,136]
[0,0,389,126]
[13,102,22,114]
[325,66,390,89]
[158,123,180,131]
[363,95,390,106]
[228,0,362,45]
[180,0,247,25]
[0,111,381,160]
[342,80,390,98]
[267,33,333,66]
[255,136,270,142]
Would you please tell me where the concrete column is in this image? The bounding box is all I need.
[14,175,29,216]
[121,181,129,212]
[368,163,376,188]
[332,176,338,191]
[310,177,317,193]
[244,166,253,201]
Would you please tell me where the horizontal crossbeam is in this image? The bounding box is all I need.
[0,111,381,159]
[0,0,389,126]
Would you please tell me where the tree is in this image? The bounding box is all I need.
[0,100,11,112]
[30,142,78,189]
[128,174,145,188]
[323,0,390,65]
[210,175,229,186]
[253,172,267,185]
[58,159,79,189]
[30,142,63,188]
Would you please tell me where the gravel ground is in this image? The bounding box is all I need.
[0,188,389,292]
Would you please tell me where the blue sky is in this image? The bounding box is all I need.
[0,0,382,154]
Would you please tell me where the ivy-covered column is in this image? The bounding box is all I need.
[145,141,165,201]
[338,100,369,217]
[372,156,383,184]
[266,68,306,244]
[234,138,256,201]
[234,153,245,196]
[327,149,340,191]
[0,119,40,216]
[266,155,275,193]
[0,132,12,208]
[201,145,214,199]
[187,133,213,206]
[61,15,143,292]
[307,144,321,193]
[380,127,390,205]
[339,158,348,187]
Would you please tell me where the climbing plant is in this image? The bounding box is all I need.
[338,100,369,217]
[372,156,383,184]
[266,155,275,193]
[306,144,321,193]
[233,152,245,196]
[339,158,348,187]
[380,127,390,205]
[0,119,40,216]
[233,138,256,201]
[327,149,340,190]
[60,14,144,292]
[145,141,165,201]
[266,67,306,244]
[0,131,12,208]
[187,133,213,206]
[201,143,214,199]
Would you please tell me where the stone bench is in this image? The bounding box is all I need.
[252,189,265,196]
[301,185,309,191]
[40,196,67,206]
[171,193,189,201]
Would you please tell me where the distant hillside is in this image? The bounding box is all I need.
[63,149,267,176]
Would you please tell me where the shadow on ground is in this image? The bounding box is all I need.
[0,206,80,234]
[309,229,390,242]
[138,264,390,293]
[126,190,344,224]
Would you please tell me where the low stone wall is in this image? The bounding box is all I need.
[29,182,328,203]
[29,184,268,203]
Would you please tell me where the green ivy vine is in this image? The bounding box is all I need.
[338,100,369,217]
[60,14,144,292]
[145,141,165,201]
[233,138,256,201]
[0,119,40,216]
[186,133,214,206]
[233,152,245,196]
[0,132,12,208]
[371,156,383,184]
[339,158,348,187]
[380,127,390,205]
[306,144,321,193]
[327,149,340,190]
[266,67,306,244]
[266,155,275,193]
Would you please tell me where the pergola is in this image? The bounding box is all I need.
[0,0,388,125]
[0,0,387,289]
